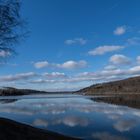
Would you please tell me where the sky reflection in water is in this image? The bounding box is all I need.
[0,94,140,140]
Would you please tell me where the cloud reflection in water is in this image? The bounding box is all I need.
[0,95,140,139]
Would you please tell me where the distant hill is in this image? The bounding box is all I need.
[77,76,140,95]
[0,87,47,96]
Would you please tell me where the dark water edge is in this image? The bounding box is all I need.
[93,94,140,109]
[0,118,81,140]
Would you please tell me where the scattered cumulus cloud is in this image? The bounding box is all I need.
[57,60,87,70]
[109,54,131,65]
[129,65,140,74]
[137,56,140,64]
[31,79,57,84]
[2,63,140,91]
[31,63,140,86]
[34,61,49,69]
[34,60,87,70]
[0,72,36,82]
[114,26,126,35]
[43,72,67,79]
[2,54,140,91]
[0,50,11,58]
[127,37,140,46]
[65,38,87,45]
[104,65,117,70]
[88,45,124,55]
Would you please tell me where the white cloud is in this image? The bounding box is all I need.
[114,26,126,35]
[0,50,11,57]
[31,63,140,86]
[43,72,67,79]
[110,54,131,65]
[129,66,140,74]
[34,61,49,69]
[104,65,117,70]
[65,38,87,45]
[77,70,125,83]
[137,56,140,64]
[31,79,57,84]
[127,37,140,46]
[0,72,36,82]
[57,60,87,70]
[88,45,124,55]
[2,55,140,91]
[34,60,87,70]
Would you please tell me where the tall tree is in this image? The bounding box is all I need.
[0,0,24,58]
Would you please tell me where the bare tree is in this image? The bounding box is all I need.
[0,0,25,58]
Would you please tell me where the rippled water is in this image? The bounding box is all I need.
[0,94,140,140]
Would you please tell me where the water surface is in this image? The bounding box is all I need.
[0,94,140,140]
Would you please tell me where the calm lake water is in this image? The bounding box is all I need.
[0,94,140,140]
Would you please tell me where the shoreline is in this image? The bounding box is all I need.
[0,117,80,140]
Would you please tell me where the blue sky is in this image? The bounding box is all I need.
[0,0,140,91]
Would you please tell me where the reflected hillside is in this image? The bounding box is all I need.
[93,94,140,109]
[0,94,140,139]
[0,99,18,104]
